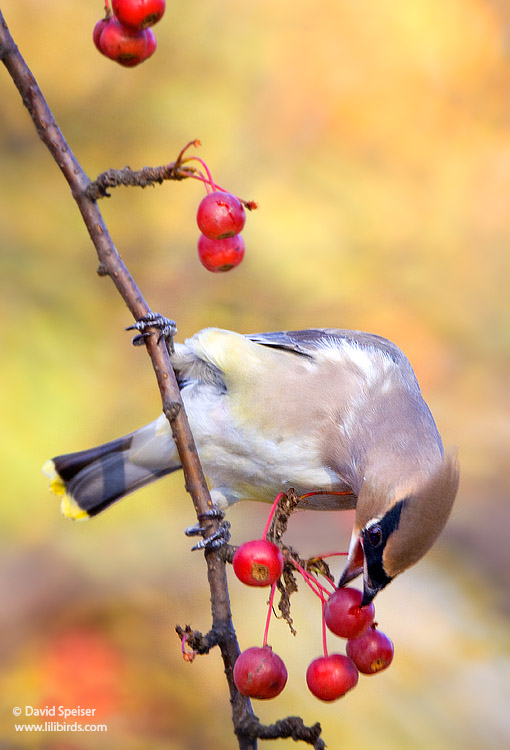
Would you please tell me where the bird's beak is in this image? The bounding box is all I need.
[338,531,385,607]
[360,575,380,607]
[337,530,364,587]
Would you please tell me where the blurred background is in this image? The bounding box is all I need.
[0,0,509,748]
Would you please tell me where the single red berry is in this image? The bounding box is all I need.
[324,587,375,640]
[346,624,394,674]
[93,18,110,52]
[306,654,359,701]
[233,646,287,699]
[197,234,245,273]
[233,540,284,587]
[112,0,166,30]
[197,191,246,240]
[98,18,150,67]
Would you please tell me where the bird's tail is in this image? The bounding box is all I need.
[42,415,180,519]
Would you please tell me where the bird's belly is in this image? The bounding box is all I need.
[202,435,338,500]
[184,390,347,506]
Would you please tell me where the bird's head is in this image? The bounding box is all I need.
[338,451,459,605]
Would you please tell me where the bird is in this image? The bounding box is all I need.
[43,324,459,605]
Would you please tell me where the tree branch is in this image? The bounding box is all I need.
[1,11,324,749]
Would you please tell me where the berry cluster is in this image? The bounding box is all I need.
[188,143,255,272]
[229,493,394,703]
[196,192,246,273]
[161,140,254,272]
[93,0,165,67]
[308,586,393,701]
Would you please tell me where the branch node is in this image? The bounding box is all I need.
[218,543,237,564]
[96,262,108,276]
[164,400,181,421]
[176,624,220,654]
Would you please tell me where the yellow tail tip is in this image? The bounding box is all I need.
[42,459,89,520]
[42,459,66,496]
[60,494,89,521]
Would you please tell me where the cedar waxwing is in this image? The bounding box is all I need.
[43,327,459,604]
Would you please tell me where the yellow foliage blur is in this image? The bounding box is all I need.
[0,1,508,748]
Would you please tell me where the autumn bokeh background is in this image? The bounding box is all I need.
[0,0,509,748]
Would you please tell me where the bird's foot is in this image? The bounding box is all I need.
[127,312,177,352]
[185,508,231,551]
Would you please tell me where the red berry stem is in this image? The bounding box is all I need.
[173,140,221,193]
[262,582,277,647]
[289,556,329,603]
[300,561,339,594]
[174,138,202,166]
[187,167,212,189]
[181,156,218,193]
[316,572,337,595]
[298,490,354,501]
[181,169,224,192]
[261,491,286,540]
[299,561,333,599]
[313,551,349,559]
[179,164,257,211]
[181,634,197,663]
[321,601,329,658]
[186,160,257,210]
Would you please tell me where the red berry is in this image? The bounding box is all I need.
[197,234,245,273]
[98,18,150,67]
[234,646,287,699]
[93,18,109,52]
[197,191,246,240]
[324,587,375,640]
[306,654,359,702]
[233,540,284,587]
[112,0,166,30]
[346,624,394,674]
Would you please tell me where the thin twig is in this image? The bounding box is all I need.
[238,715,325,750]
[85,162,197,200]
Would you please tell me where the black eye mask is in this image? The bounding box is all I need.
[362,499,407,588]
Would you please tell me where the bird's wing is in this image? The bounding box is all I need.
[172,327,412,389]
[245,328,408,365]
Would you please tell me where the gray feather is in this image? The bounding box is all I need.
[246,328,409,366]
